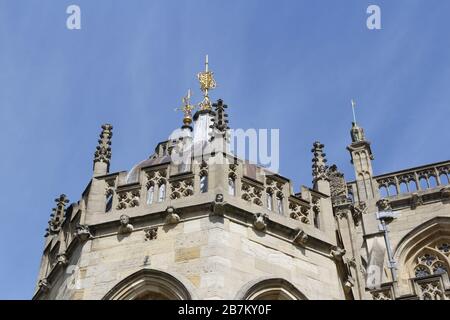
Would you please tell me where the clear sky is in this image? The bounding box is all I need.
[0,0,449,299]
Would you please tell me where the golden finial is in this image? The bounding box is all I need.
[197,55,217,111]
[175,89,195,126]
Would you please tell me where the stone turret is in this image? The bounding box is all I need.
[311,141,336,241]
[347,122,378,202]
[312,141,330,194]
[86,124,114,220]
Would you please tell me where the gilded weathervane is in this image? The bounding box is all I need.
[175,89,195,126]
[197,55,217,111]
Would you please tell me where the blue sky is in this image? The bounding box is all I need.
[0,0,449,299]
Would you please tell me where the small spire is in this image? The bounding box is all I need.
[211,99,229,133]
[312,141,329,185]
[349,99,367,143]
[94,124,113,172]
[45,194,69,236]
[208,99,230,150]
[197,55,217,111]
[175,89,196,127]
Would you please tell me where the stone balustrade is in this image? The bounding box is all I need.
[100,159,320,227]
[375,160,450,198]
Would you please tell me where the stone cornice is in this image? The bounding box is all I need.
[115,181,140,192]
[77,195,336,256]
[265,173,291,185]
[308,188,330,199]
[241,175,264,187]
[380,187,450,210]
[140,161,171,173]
[288,194,311,208]
[169,171,195,182]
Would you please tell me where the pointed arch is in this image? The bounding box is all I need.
[105,189,114,213]
[234,277,308,300]
[394,217,450,283]
[102,268,197,300]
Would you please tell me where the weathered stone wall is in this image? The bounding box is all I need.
[387,201,450,251]
[45,214,343,300]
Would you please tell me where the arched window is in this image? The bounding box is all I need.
[276,192,283,214]
[439,173,449,185]
[147,184,155,205]
[394,218,450,300]
[228,176,236,196]
[105,191,113,213]
[200,175,208,193]
[429,176,438,188]
[266,189,273,211]
[399,182,408,194]
[419,177,428,190]
[379,186,388,198]
[388,184,397,196]
[408,180,417,192]
[158,181,166,202]
[236,278,307,300]
[103,269,196,300]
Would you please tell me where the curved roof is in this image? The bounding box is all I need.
[125,155,172,184]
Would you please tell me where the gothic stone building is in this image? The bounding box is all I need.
[34,65,450,300]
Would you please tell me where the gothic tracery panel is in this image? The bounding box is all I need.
[170,178,194,199]
[116,189,140,210]
[288,200,310,224]
[241,181,263,206]
[145,169,168,204]
[417,279,446,300]
[371,290,392,300]
[412,243,450,279]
